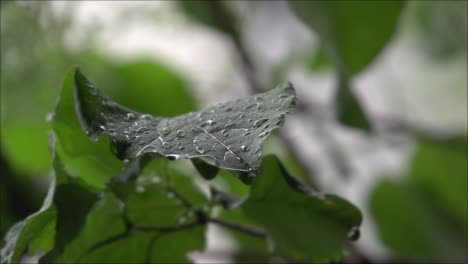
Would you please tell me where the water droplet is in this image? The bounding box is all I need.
[225,107,232,112]
[255,148,260,154]
[277,113,285,119]
[167,155,179,160]
[221,130,229,137]
[126,113,135,119]
[243,104,256,110]
[347,226,360,241]
[159,126,171,136]
[196,147,205,154]
[243,131,251,136]
[99,125,106,130]
[239,114,246,118]
[241,145,249,152]
[225,122,236,129]
[263,123,271,129]
[254,118,268,127]
[176,130,186,138]
[256,103,263,110]
[140,114,151,120]
[178,146,185,151]
[274,120,283,126]
[162,142,172,149]
[176,142,182,146]
[248,119,253,122]
[258,131,270,138]
[279,94,289,99]
[136,126,148,133]
[206,119,216,126]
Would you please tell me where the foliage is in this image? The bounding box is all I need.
[1,69,362,263]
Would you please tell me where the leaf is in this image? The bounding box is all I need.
[371,180,467,262]
[192,158,219,180]
[289,0,405,75]
[74,68,296,177]
[210,186,244,210]
[50,69,123,189]
[242,155,362,262]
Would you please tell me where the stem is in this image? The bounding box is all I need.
[207,217,267,238]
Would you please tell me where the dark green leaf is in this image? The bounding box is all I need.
[74,68,296,176]
[242,155,362,262]
[192,158,219,180]
[51,69,123,189]
[335,74,371,130]
[371,180,467,262]
[290,0,405,75]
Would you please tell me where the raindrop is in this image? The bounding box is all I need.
[176,130,186,138]
[243,104,256,110]
[279,94,289,99]
[140,114,151,120]
[277,113,285,119]
[99,125,106,130]
[274,120,283,126]
[126,113,135,119]
[225,107,232,112]
[239,114,246,118]
[255,148,260,154]
[196,147,205,154]
[263,123,271,129]
[221,129,229,137]
[161,126,170,135]
[224,122,236,129]
[206,119,216,126]
[347,226,360,241]
[242,131,251,136]
[176,142,182,146]
[178,146,186,151]
[258,131,270,138]
[167,155,179,160]
[254,118,268,127]
[136,127,148,133]
[241,145,249,152]
[162,142,172,149]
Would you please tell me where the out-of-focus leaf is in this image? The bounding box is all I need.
[335,75,371,131]
[1,121,51,174]
[111,61,197,117]
[192,158,219,180]
[74,68,296,178]
[177,1,238,38]
[242,155,362,262]
[210,186,244,209]
[50,69,123,188]
[371,180,467,262]
[289,0,405,75]
[410,140,467,228]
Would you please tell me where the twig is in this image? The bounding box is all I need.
[207,217,267,238]
[133,221,201,232]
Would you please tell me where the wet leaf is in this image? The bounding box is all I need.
[74,68,296,177]
[242,155,362,262]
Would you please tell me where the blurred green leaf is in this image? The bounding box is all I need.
[371,180,467,262]
[242,155,362,262]
[335,75,371,131]
[290,0,404,75]
[74,68,296,177]
[192,158,219,180]
[409,140,467,228]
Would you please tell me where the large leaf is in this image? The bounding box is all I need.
[242,155,362,262]
[74,68,296,178]
[50,69,123,188]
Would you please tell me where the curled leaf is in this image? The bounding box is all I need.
[74,68,296,176]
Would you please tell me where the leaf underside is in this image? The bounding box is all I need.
[74,68,296,176]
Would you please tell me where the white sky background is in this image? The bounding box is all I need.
[49,1,467,262]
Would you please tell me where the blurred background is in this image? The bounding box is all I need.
[1,1,466,263]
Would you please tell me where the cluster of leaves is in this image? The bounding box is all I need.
[1,69,362,263]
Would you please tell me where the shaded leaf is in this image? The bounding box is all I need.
[371,180,467,262]
[242,155,362,262]
[192,158,219,180]
[74,68,296,176]
[335,74,371,130]
[210,186,244,210]
[290,0,405,75]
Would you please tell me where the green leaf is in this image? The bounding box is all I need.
[242,155,362,262]
[210,186,244,210]
[371,180,467,262]
[289,0,405,75]
[192,158,219,180]
[335,74,371,130]
[74,68,296,176]
[50,68,123,188]
[409,139,467,226]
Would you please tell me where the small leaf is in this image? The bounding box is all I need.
[242,155,362,262]
[74,68,296,176]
